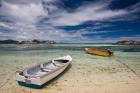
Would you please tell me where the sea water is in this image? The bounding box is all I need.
[0,44,140,92]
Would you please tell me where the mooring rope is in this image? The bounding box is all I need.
[0,77,10,89]
[116,59,140,78]
[0,71,14,90]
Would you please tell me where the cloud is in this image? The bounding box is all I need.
[46,0,140,26]
[118,35,140,40]
[0,0,67,41]
[0,22,41,40]
[0,1,47,23]
[47,1,127,26]
[0,0,48,40]
[0,0,140,42]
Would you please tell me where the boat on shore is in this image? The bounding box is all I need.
[85,48,113,57]
[16,55,72,89]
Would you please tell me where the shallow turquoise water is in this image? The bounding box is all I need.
[0,44,140,51]
[0,44,140,92]
[0,44,140,68]
[0,44,140,59]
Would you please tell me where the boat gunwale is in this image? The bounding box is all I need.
[85,48,113,57]
[17,61,70,79]
[85,48,111,53]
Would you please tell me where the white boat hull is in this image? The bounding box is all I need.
[16,55,72,88]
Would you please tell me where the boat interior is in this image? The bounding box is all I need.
[21,59,69,78]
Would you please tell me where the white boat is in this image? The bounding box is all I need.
[16,55,72,88]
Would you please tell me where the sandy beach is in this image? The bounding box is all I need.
[0,44,140,93]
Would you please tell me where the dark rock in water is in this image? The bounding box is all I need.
[17,40,56,44]
[0,40,18,44]
[0,39,56,44]
[114,40,140,45]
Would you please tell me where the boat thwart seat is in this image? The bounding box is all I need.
[16,55,72,89]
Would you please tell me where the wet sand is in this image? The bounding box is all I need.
[0,50,140,93]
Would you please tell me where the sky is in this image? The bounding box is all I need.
[0,0,140,43]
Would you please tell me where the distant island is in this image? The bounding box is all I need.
[114,40,140,45]
[0,40,56,44]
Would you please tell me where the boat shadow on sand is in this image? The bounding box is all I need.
[17,64,72,89]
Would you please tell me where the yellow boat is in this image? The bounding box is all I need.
[85,48,113,57]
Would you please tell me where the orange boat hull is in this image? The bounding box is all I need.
[85,48,113,57]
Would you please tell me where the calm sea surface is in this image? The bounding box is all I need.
[0,43,140,51]
[0,43,140,64]
[0,44,140,92]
